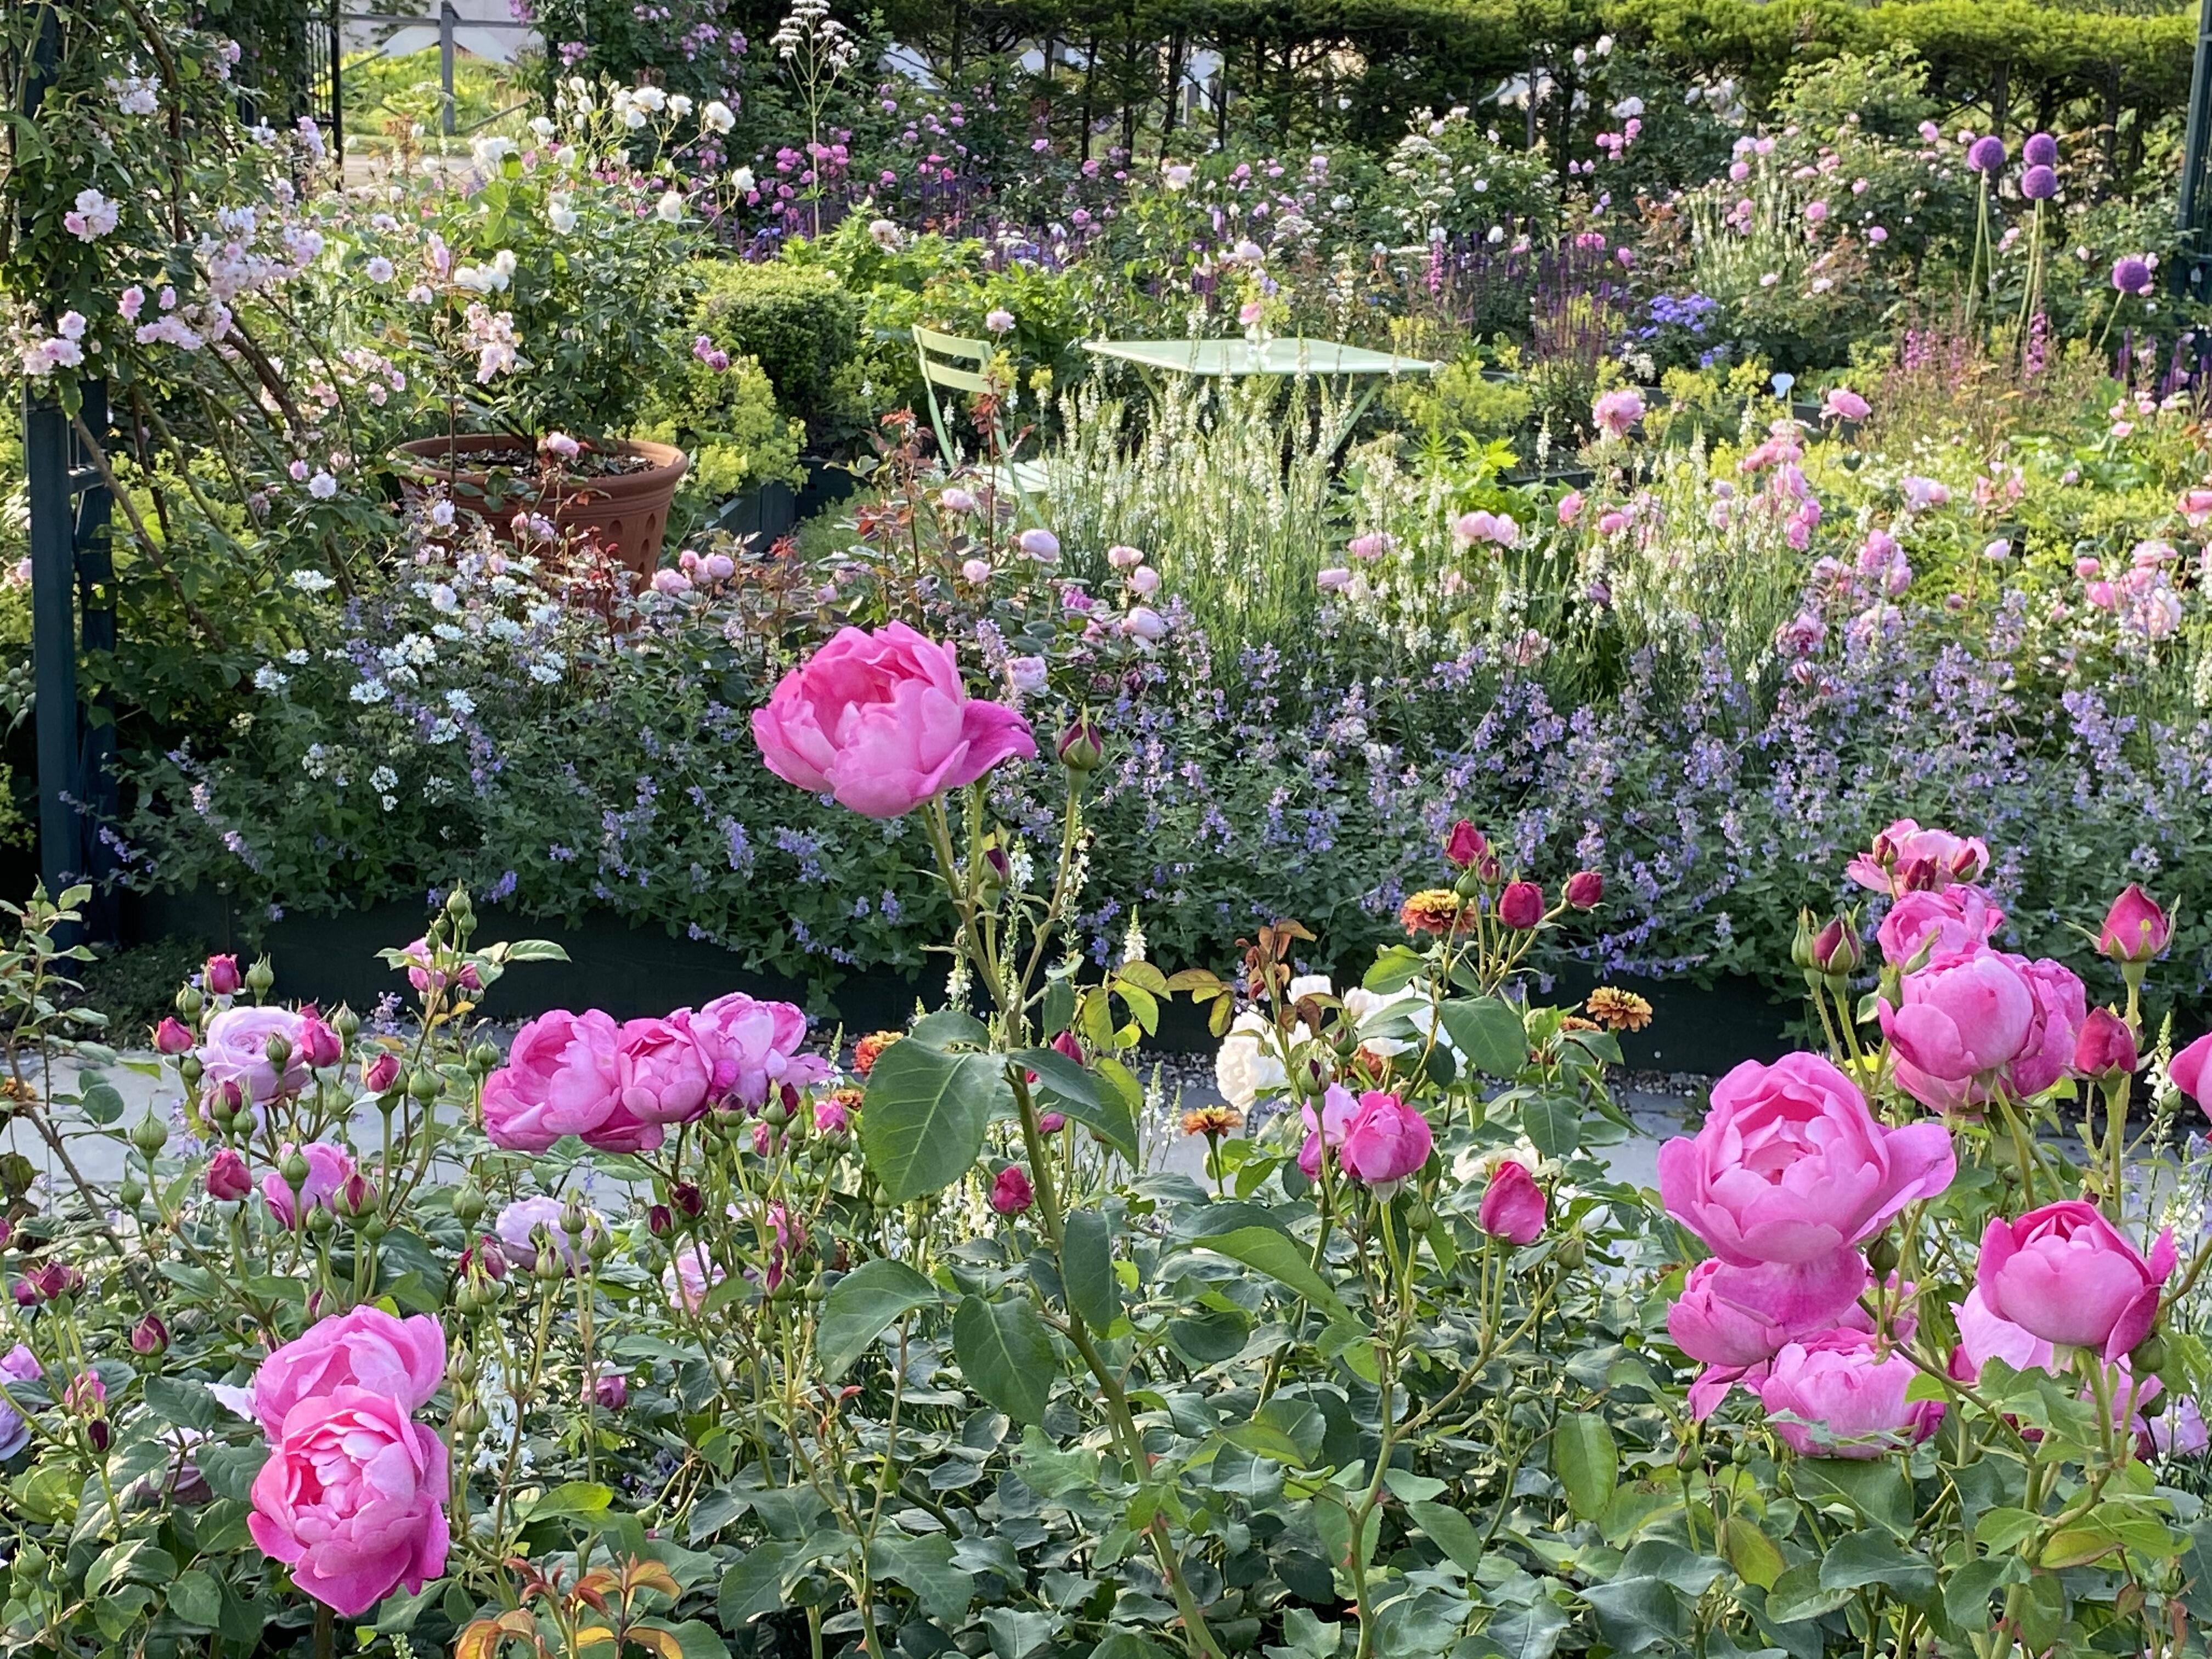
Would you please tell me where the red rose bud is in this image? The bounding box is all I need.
[1564,870,1604,910]
[203,954,243,996]
[154,1017,194,1056]
[1475,851,1501,885]
[205,1148,252,1201]
[1897,856,1940,893]
[87,1419,111,1453]
[1038,1111,1066,1134]
[129,1313,170,1356]
[0,1217,11,1251]
[672,1182,704,1218]
[1443,820,1488,869]
[1812,916,1861,976]
[1498,881,1545,930]
[10,1279,35,1307]
[362,1051,401,1095]
[989,1166,1034,1215]
[648,1204,674,1237]
[2099,884,2170,964]
[474,1236,510,1280]
[2072,1007,2140,1080]
[1056,718,1104,772]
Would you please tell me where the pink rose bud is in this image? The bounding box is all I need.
[593,1371,628,1410]
[131,1313,170,1355]
[814,1098,850,1135]
[1037,1111,1066,1134]
[1051,1030,1083,1063]
[1976,1200,2175,1358]
[1812,916,1861,975]
[155,1016,195,1055]
[2173,1033,2212,1104]
[2098,883,2170,964]
[989,1166,1034,1215]
[1477,1159,1546,1244]
[206,1148,253,1201]
[204,954,243,996]
[363,1051,401,1094]
[1564,870,1604,910]
[1443,819,1487,869]
[1498,881,1545,930]
[2072,1007,2138,1080]
[298,1011,344,1069]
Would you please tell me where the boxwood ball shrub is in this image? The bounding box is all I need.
[688,259,867,451]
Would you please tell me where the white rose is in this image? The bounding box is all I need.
[731,166,757,194]
[1214,1012,1288,1113]
[703,100,736,134]
[668,93,693,119]
[656,190,685,223]
[1285,973,1333,1002]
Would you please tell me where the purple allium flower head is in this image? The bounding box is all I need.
[2021,165,2057,201]
[2113,256,2153,296]
[1966,136,2006,175]
[2023,131,2057,168]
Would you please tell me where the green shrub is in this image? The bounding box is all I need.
[635,348,808,534]
[689,258,865,450]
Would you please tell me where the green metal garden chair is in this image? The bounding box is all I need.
[913,324,1053,516]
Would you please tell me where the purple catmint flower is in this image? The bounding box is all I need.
[1966,136,2006,175]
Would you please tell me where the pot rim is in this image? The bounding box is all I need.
[393,433,689,498]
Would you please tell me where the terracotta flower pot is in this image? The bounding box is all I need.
[393,434,689,578]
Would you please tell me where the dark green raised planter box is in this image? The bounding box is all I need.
[132,889,1793,1071]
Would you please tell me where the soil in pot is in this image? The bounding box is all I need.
[394,433,689,578]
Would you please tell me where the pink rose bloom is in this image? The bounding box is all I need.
[1977,1200,2175,1358]
[1671,1250,1871,1404]
[249,1388,449,1616]
[1755,1330,1943,1458]
[250,1305,444,1443]
[663,1243,725,1313]
[616,1014,714,1126]
[1876,887,2004,967]
[1878,948,2040,1111]
[691,992,830,1108]
[1822,387,1870,421]
[1477,1159,1545,1244]
[2172,1032,2212,1103]
[399,937,479,994]
[2001,955,2087,1100]
[494,1195,603,1273]
[262,1142,357,1228]
[1298,1084,1359,1178]
[752,622,1036,817]
[1844,818,1989,893]
[1593,388,1644,439]
[1657,1052,1955,1267]
[481,1009,625,1152]
[1949,1285,2057,1383]
[197,1005,309,1109]
[1556,491,1583,527]
[1337,1092,1431,1186]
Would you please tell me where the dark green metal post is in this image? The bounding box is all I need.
[2178,0,2212,297]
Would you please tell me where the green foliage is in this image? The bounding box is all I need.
[687,258,865,449]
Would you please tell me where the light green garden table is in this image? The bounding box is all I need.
[1081,336,1436,447]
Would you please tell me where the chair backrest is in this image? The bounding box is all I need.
[913,324,992,395]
